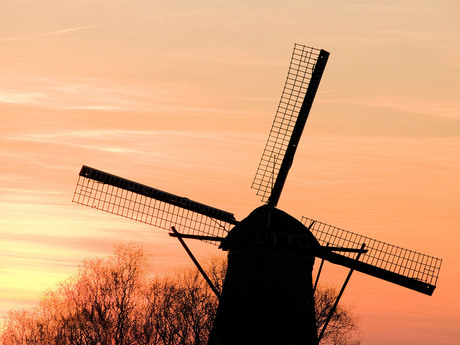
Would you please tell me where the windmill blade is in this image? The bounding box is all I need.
[252,44,329,207]
[302,217,442,296]
[73,165,238,244]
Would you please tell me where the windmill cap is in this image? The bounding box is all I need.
[220,205,320,251]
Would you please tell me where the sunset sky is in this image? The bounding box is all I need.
[1,0,459,343]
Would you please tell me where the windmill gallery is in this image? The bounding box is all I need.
[73,44,442,345]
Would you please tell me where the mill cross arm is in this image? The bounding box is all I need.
[73,165,238,243]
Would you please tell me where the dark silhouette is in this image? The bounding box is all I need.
[208,206,319,345]
[72,44,441,345]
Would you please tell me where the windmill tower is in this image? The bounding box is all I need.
[73,44,442,345]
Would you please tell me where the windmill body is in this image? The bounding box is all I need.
[73,43,442,344]
[208,206,319,345]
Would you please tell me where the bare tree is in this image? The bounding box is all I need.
[141,265,218,345]
[0,244,360,345]
[315,284,361,345]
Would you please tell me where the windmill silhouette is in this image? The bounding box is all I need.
[73,44,442,345]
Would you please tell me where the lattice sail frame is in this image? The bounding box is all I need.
[251,44,325,203]
[73,166,237,243]
[302,216,442,294]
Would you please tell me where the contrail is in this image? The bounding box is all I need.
[0,23,112,42]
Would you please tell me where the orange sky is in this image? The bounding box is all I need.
[1,1,459,343]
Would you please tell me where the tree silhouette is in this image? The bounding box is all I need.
[0,243,360,345]
[315,284,361,345]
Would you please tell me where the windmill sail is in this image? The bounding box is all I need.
[252,44,329,207]
[73,166,237,243]
[302,217,442,295]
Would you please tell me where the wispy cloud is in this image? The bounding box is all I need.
[2,128,261,179]
[0,80,144,111]
[0,90,48,105]
[322,95,460,121]
[5,130,138,156]
[0,23,112,42]
[9,128,258,143]
[0,187,60,196]
[0,76,266,114]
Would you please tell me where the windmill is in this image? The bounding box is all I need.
[73,44,442,345]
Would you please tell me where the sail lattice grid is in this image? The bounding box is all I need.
[73,167,235,244]
[302,217,442,290]
[252,44,322,202]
